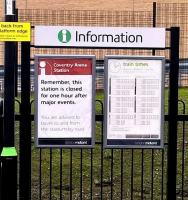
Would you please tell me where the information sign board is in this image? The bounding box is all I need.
[104,56,165,148]
[35,55,95,147]
[35,26,165,48]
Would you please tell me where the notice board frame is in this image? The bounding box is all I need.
[104,55,165,149]
[35,54,96,148]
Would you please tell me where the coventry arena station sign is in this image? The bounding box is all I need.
[35,26,165,48]
[35,55,96,148]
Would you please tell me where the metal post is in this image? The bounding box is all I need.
[0,1,17,200]
[152,2,156,56]
[153,2,156,28]
[19,42,31,200]
[14,8,18,97]
[3,30,15,146]
[167,27,180,200]
[0,98,3,152]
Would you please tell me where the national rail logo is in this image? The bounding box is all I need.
[58,29,71,43]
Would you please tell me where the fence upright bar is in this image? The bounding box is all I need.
[167,27,180,200]
[153,2,156,28]
[19,42,31,200]
[49,149,52,200]
[90,148,93,200]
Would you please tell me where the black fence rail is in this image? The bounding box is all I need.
[13,97,188,200]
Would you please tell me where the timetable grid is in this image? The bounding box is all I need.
[105,57,164,147]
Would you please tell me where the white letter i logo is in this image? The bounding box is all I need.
[62,30,67,42]
[58,29,71,43]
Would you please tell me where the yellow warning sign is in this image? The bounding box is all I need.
[0,22,31,41]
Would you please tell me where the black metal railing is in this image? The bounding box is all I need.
[13,97,188,199]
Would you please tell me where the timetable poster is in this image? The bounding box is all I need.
[104,56,165,148]
[35,55,95,148]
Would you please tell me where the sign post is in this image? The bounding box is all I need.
[35,55,95,148]
[104,56,165,148]
[0,1,17,200]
